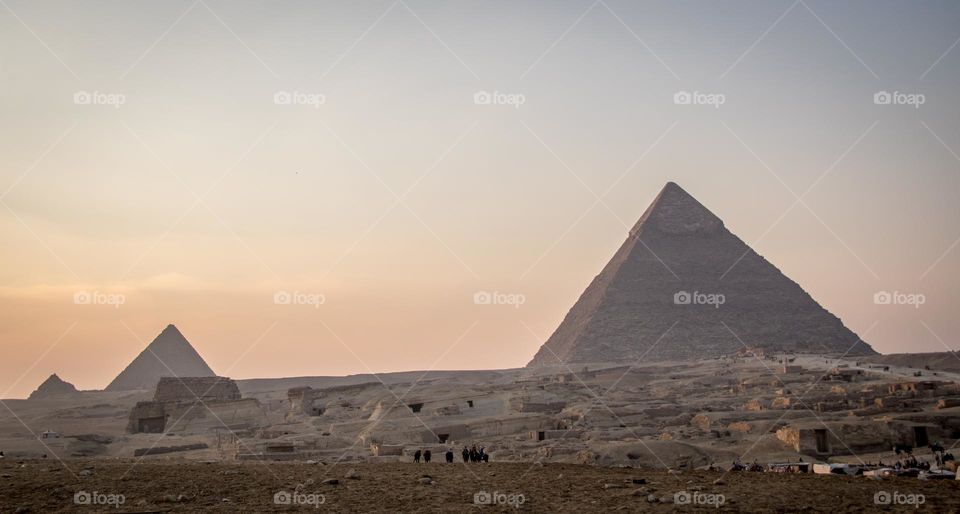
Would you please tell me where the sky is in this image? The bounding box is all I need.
[1,0,959,398]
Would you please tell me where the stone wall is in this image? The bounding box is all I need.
[154,376,240,402]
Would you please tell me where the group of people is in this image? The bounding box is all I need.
[411,445,489,463]
[462,445,488,463]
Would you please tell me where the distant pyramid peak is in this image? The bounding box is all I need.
[105,324,216,392]
[630,181,724,237]
[29,373,79,399]
[528,181,875,367]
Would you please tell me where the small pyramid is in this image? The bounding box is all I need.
[527,182,876,366]
[105,324,216,391]
[28,373,79,399]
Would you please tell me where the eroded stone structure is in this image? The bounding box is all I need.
[127,376,265,434]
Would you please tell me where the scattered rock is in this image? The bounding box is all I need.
[603,483,625,489]
[321,479,339,486]
[161,494,178,503]
[632,488,648,496]
[14,507,29,514]
[646,494,658,503]
[660,495,674,504]
[222,470,239,476]
[667,469,681,475]
[78,469,93,477]
[713,478,725,485]
[345,469,360,480]
[1,474,12,479]
[418,477,433,485]
[628,478,646,484]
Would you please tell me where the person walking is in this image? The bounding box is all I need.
[413,449,422,463]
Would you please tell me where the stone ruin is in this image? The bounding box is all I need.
[127,376,266,434]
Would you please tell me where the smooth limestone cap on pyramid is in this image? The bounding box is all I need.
[527,182,875,367]
[105,324,216,391]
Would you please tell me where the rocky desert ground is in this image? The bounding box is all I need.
[2,460,958,512]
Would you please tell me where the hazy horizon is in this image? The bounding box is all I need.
[3,0,960,398]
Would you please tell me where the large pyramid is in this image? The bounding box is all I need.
[105,324,216,391]
[527,182,876,366]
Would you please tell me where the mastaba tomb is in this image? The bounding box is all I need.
[127,376,266,434]
[528,182,876,366]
